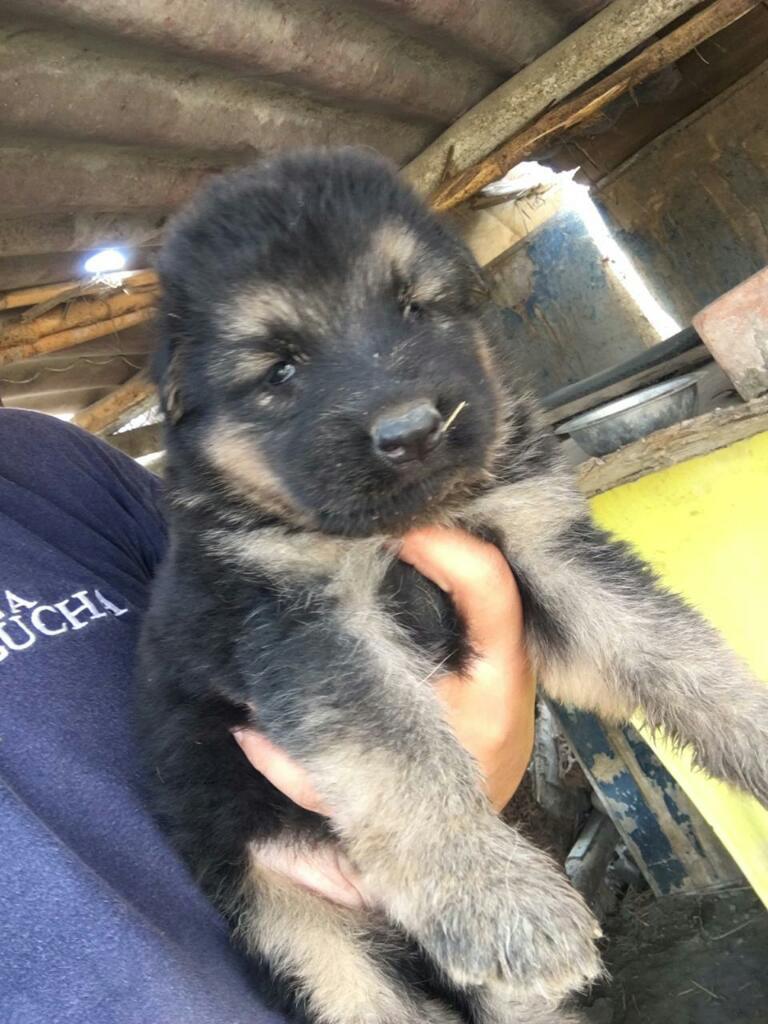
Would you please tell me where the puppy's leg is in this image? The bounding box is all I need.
[482,480,768,804]
[232,842,462,1024]
[238,596,601,1002]
[469,988,584,1024]
[510,1005,584,1024]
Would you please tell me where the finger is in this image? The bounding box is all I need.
[255,842,368,910]
[232,729,331,816]
[398,526,524,659]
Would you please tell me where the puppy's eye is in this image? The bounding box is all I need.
[267,361,296,385]
[402,298,426,322]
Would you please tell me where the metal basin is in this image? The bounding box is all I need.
[555,375,699,457]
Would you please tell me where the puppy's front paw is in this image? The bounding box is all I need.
[691,686,768,807]
[415,827,602,1001]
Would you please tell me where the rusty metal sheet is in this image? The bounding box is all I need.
[0,0,587,291]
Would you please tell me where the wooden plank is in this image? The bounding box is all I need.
[72,373,156,435]
[403,0,705,198]
[0,308,156,367]
[0,269,159,312]
[578,396,768,496]
[429,0,760,211]
[551,4,768,184]
[105,422,163,459]
[1,289,158,346]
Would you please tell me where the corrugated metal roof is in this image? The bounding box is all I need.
[0,0,608,418]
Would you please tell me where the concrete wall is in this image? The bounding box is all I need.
[484,205,658,397]
[598,62,768,326]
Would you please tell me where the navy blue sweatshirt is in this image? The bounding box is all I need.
[0,409,281,1024]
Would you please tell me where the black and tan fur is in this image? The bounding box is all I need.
[139,149,768,1024]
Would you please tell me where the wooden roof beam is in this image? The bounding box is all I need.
[404,0,732,199]
[428,0,760,211]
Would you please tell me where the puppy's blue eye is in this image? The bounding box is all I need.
[267,361,296,385]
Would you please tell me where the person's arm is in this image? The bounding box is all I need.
[232,526,535,907]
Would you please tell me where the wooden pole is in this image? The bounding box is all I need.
[72,372,156,435]
[1,289,158,345]
[430,0,759,210]
[578,396,768,497]
[403,0,710,198]
[0,269,159,312]
[0,308,156,367]
[105,422,164,459]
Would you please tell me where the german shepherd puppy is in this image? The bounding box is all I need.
[139,148,768,1024]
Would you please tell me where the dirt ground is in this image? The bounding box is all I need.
[582,887,768,1024]
[505,749,767,1024]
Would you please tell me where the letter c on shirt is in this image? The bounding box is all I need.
[31,605,68,637]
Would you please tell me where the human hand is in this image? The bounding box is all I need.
[398,526,535,812]
[232,526,535,906]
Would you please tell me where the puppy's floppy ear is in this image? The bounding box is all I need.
[468,263,491,305]
[443,227,491,306]
[152,273,191,425]
[152,309,186,425]
[160,342,185,425]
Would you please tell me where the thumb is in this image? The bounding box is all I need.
[232,728,331,816]
[397,526,524,662]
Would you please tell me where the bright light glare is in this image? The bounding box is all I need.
[83,248,127,275]
[563,179,682,341]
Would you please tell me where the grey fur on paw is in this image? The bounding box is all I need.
[415,832,603,1001]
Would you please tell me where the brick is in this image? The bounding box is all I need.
[693,267,768,401]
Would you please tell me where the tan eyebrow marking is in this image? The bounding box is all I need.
[229,350,281,383]
[365,220,454,305]
[219,283,327,342]
[368,221,420,275]
[206,344,281,386]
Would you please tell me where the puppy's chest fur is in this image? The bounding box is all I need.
[161,468,577,714]
[215,538,467,689]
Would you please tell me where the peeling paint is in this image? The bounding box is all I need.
[591,752,624,785]
[552,705,741,896]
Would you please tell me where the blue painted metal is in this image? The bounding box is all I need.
[550,703,742,896]
[490,208,655,396]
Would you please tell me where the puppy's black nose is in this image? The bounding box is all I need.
[372,402,444,464]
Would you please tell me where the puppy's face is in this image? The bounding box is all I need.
[158,150,509,536]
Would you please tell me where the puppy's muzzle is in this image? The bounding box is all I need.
[371,401,443,466]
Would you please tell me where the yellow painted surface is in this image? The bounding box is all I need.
[590,432,768,904]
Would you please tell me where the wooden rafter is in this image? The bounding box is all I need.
[403,0,708,198]
[578,396,768,497]
[431,0,761,211]
[1,289,158,347]
[0,270,158,312]
[71,372,156,435]
[429,0,760,211]
[0,308,156,367]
